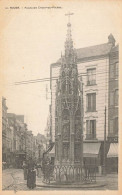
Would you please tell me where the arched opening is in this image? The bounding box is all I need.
[62,80,66,94]
[74,109,81,140]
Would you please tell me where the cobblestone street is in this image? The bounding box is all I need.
[2,169,118,191]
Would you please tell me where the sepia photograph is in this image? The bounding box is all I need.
[0,0,121,193]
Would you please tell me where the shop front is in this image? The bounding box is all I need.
[83,142,101,174]
[107,143,118,173]
[15,151,26,168]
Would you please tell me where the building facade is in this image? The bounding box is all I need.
[107,43,119,172]
[2,97,8,162]
[108,44,119,141]
[50,34,119,171]
[2,98,47,168]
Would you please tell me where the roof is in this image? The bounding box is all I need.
[55,43,113,65]
[7,113,16,118]
[76,43,113,60]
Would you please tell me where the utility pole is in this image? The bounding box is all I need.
[25,123,27,160]
[103,106,106,175]
[80,76,83,168]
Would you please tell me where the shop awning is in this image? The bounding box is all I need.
[49,145,55,157]
[107,143,118,158]
[83,142,101,157]
[43,142,55,155]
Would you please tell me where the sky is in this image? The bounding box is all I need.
[1,1,121,135]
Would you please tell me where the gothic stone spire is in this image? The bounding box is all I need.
[55,15,82,165]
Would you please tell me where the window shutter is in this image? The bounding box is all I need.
[89,94,91,111]
[87,94,91,111]
[93,94,96,111]
[86,120,90,134]
[94,120,96,137]
[86,95,88,111]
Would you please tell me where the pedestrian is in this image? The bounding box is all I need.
[27,157,36,189]
[42,156,51,183]
[22,160,28,180]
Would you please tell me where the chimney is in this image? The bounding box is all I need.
[108,34,115,46]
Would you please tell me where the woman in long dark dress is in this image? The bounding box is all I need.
[23,161,28,180]
[27,158,36,189]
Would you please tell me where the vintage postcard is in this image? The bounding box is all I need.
[0,0,122,194]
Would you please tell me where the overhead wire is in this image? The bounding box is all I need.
[13,70,111,85]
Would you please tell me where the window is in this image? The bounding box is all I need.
[86,93,96,112]
[115,62,119,78]
[110,92,114,106]
[87,68,96,85]
[109,118,118,135]
[115,89,119,106]
[110,64,114,79]
[110,119,114,134]
[86,120,96,140]
[110,63,119,79]
[114,117,118,135]
[110,90,119,106]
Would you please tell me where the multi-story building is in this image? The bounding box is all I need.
[50,33,119,172]
[108,44,119,141]
[107,44,119,172]
[2,100,44,167]
[7,113,27,168]
[2,97,8,162]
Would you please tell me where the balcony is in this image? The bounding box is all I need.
[108,135,118,143]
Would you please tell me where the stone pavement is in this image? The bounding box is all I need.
[2,168,44,191]
[2,168,118,191]
[2,169,20,190]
